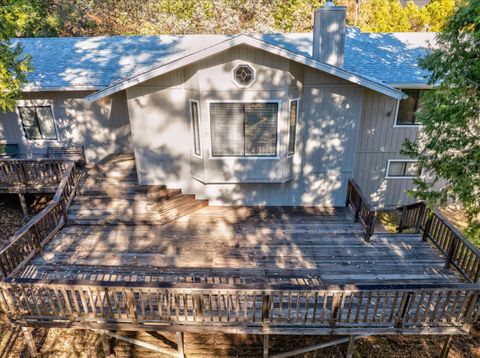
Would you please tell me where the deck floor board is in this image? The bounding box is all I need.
[17,205,461,286]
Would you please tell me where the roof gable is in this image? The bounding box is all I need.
[85,34,406,101]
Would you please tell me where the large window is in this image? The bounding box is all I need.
[288,99,298,156]
[396,89,426,126]
[190,100,201,157]
[210,102,278,157]
[18,105,57,140]
[386,160,421,179]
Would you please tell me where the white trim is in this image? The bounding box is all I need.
[287,98,300,158]
[206,99,282,160]
[85,35,406,102]
[189,99,202,158]
[385,159,420,179]
[231,63,256,88]
[15,100,60,143]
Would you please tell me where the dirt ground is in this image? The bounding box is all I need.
[0,196,479,357]
[0,323,479,357]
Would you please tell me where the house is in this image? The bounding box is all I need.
[0,3,436,209]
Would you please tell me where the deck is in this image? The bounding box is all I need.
[18,206,459,286]
[1,155,479,356]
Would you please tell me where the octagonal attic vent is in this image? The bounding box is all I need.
[232,64,255,87]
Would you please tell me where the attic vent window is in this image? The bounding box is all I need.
[233,64,255,87]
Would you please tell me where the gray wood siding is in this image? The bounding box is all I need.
[127,48,362,206]
[0,91,132,162]
[354,89,420,208]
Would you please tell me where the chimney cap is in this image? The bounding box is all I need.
[324,0,335,7]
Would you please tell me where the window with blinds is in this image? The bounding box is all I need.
[210,102,278,157]
[18,106,57,140]
[288,100,298,156]
[190,101,201,157]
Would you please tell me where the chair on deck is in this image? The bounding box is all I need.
[47,145,87,165]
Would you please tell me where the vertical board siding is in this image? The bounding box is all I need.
[354,89,420,208]
[0,91,133,163]
[127,46,364,205]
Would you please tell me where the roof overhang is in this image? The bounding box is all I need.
[389,83,434,89]
[85,34,407,102]
[23,85,105,92]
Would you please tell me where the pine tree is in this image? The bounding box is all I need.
[404,0,429,31]
[425,0,455,31]
[402,0,480,239]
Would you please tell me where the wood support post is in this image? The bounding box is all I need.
[176,332,185,358]
[346,335,356,358]
[263,334,269,358]
[440,335,452,358]
[22,327,38,357]
[99,331,110,357]
[18,193,28,217]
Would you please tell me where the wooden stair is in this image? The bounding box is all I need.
[69,153,208,226]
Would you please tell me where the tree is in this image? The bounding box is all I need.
[0,0,33,112]
[358,0,411,32]
[404,0,429,31]
[402,0,480,237]
[424,0,455,32]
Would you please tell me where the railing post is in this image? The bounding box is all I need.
[262,293,271,322]
[397,207,406,233]
[415,203,426,234]
[395,292,412,328]
[422,215,432,242]
[445,238,458,270]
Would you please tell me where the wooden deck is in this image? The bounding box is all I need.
[10,154,459,286]
[1,155,479,348]
[18,206,460,286]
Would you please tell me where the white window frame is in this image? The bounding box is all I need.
[207,99,282,160]
[231,64,256,88]
[392,89,425,128]
[189,99,202,158]
[287,98,300,157]
[385,159,420,179]
[15,99,59,142]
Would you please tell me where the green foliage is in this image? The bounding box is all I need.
[358,0,411,32]
[2,0,456,36]
[424,0,455,31]
[0,0,32,112]
[402,0,480,238]
[404,0,430,31]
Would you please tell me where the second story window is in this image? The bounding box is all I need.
[396,89,426,126]
[18,105,57,140]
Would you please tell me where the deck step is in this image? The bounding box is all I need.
[69,194,196,215]
[68,199,209,226]
[72,188,182,203]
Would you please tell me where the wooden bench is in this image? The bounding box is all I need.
[0,143,19,158]
[47,145,86,165]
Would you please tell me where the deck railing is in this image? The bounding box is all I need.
[0,279,479,334]
[0,159,68,191]
[398,202,480,283]
[346,179,376,240]
[0,162,79,278]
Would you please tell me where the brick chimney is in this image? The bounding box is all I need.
[312,1,347,67]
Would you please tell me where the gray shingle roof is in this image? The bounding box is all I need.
[14,28,436,91]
